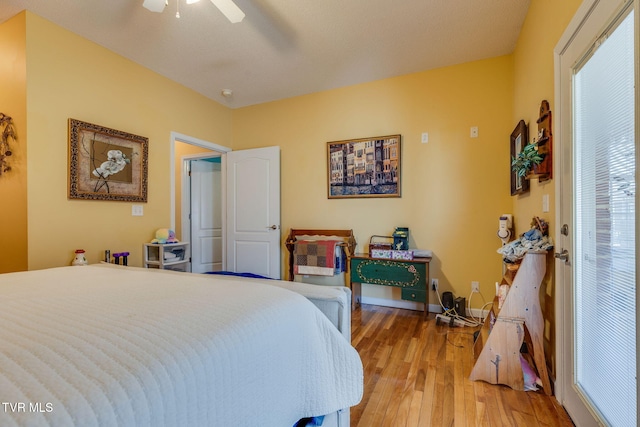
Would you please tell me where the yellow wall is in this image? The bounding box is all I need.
[23,12,232,269]
[512,0,583,234]
[0,12,28,273]
[233,56,514,304]
[512,0,582,376]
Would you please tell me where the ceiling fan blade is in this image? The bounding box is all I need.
[142,0,167,13]
[210,0,245,23]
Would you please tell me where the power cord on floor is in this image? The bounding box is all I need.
[434,283,491,327]
[467,290,493,325]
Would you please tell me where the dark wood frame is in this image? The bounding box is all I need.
[510,120,529,195]
[68,119,148,202]
[327,134,401,199]
[534,100,553,181]
[285,228,356,281]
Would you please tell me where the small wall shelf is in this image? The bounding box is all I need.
[533,100,553,181]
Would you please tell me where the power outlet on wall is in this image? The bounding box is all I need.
[431,278,439,291]
[471,281,480,293]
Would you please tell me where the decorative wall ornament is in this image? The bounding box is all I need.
[0,113,17,175]
[533,100,552,181]
[68,119,148,202]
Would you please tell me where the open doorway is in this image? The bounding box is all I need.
[170,132,231,273]
[170,133,282,278]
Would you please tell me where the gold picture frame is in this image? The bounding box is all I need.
[68,119,148,202]
[327,134,401,199]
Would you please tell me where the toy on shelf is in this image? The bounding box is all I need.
[151,228,179,244]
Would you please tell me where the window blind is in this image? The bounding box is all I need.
[574,10,636,427]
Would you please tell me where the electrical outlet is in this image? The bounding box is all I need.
[431,278,439,291]
[471,281,480,293]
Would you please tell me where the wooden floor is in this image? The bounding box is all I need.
[350,304,575,427]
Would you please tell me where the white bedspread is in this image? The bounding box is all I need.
[0,264,363,427]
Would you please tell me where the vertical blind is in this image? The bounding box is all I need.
[574,10,636,427]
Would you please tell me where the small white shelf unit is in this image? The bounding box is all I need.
[143,242,190,272]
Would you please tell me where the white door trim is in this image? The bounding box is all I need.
[170,132,231,272]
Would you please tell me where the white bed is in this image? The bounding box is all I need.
[0,264,363,427]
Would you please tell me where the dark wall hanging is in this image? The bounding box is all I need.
[510,120,529,195]
[0,113,17,175]
[534,100,552,181]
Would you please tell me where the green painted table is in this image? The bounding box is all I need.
[349,254,431,317]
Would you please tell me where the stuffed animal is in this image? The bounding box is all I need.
[151,228,179,244]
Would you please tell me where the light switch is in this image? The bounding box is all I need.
[132,205,144,216]
[421,132,429,144]
[470,126,479,138]
[542,194,549,213]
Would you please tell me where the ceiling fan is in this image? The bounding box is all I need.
[142,0,245,23]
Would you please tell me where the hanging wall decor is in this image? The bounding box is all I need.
[68,119,148,202]
[534,100,552,181]
[510,120,530,195]
[327,134,401,199]
[0,113,17,175]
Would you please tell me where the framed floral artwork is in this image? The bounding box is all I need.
[68,119,148,202]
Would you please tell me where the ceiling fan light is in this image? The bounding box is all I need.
[142,0,167,13]
[210,0,245,23]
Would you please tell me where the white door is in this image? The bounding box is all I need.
[555,1,637,426]
[190,159,223,273]
[225,146,281,279]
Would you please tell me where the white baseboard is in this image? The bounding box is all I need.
[360,296,489,320]
[360,296,440,313]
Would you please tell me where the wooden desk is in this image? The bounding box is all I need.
[349,254,431,317]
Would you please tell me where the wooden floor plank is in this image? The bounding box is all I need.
[350,304,575,427]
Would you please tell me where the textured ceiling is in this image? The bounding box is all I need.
[0,0,530,108]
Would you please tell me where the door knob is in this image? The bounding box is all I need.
[554,249,569,262]
[266,225,278,230]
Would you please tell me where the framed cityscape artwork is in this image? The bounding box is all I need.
[327,134,401,199]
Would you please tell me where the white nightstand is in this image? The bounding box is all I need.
[143,242,190,272]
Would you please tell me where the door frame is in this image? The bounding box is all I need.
[170,132,231,268]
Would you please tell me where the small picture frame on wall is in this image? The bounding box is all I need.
[68,119,148,202]
[327,134,401,199]
[510,120,529,196]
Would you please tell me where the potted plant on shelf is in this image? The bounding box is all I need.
[511,141,545,179]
